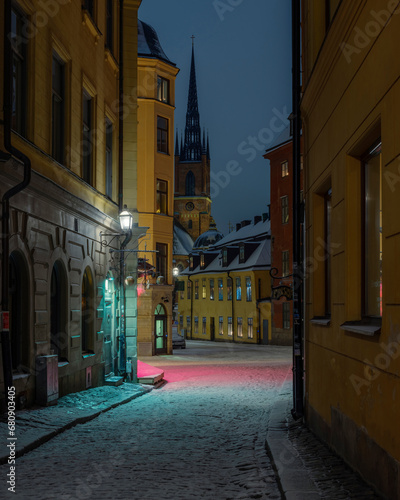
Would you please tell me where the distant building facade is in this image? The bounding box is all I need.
[177,216,272,344]
[264,125,303,345]
[0,0,141,409]
[136,20,179,356]
[302,1,400,497]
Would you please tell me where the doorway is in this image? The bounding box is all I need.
[154,303,167,354]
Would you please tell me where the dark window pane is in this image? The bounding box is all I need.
[52,54,65,164]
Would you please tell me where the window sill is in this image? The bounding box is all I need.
[82,9,102,44]
[12,372,30,381]
[310,316,331,326]
[58,361,69,368]
[340,320,381,336]
[105,48,119,76]
[82,352,95,359]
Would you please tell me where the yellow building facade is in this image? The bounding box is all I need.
[136,20,179,356]
[0,0,141,408]
[177,218,272,344]
[302,1,400,497]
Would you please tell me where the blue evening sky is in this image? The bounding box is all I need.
[139,0,292,235]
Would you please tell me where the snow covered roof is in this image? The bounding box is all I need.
[182,238,271,275]
[210,219,270,248]
[173,223,194,256]
[138,20,175,66]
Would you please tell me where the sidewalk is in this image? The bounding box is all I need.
[0,382,152,465]
[267,381,382,499]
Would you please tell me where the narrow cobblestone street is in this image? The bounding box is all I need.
[0,343,382,499]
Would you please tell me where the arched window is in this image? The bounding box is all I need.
[9,252,30,371]
[82,267,95,353]
[185,170,195,195]
[51,261,68,361]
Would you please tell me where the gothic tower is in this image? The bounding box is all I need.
[174,41,211,241]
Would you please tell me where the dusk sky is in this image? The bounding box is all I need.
[139,0,292,235]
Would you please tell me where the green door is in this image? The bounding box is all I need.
[155,304,167,354]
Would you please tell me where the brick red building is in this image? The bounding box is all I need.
[263,125,303,345]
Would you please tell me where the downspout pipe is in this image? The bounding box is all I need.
[118,0,124,213]
[291,0,304,420]
[187,276,193,339]
[2,0,32,396]
[227,271,235,343]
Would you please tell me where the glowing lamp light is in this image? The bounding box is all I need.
[173,267,179,277]
[119,209,133,232]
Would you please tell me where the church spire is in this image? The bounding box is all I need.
[181,39,202,162]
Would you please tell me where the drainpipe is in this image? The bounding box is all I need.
[227,271,235,343]
[118,0,124,212]
[291,0,304,419]
[2,0,32,396]
[187,276,193,339]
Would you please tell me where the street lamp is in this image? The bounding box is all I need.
[119,209,133,232]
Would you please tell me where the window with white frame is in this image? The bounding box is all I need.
[247,318,253,339]
[281,160,289,177]
[246,277,252,301]
[228,317,233,336]
[237,317,243,337]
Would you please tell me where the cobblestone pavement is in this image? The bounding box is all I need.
[0,342,384,499]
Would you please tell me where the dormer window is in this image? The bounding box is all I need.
[200,254,205,269]
[189,256,193,271]
[222,248,228,267]
[239,244,245,263]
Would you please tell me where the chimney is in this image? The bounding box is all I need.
[254,215,262,225]
[241,220,251,228]
[236,223,241,232]
[262,212,269,222]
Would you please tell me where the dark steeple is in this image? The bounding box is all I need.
[175,130,180,156]
[181,42,202,162]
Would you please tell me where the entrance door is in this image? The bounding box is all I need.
[155,304,167,354]
[210,317,215,341]
[262,319,269,345]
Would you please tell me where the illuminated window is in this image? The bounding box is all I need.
[281,196,289,224]
[228,317,233,336]
[186,316,191,332]
[281,161,289,177]
[156,243,168,283]
[194,316,199,335]
[282,251,290,277]
[219,316,223,335]
[202,279,206,299]
[246,277,252,301]
[202,317,206,335]
[218,279,223,301]
[236,277,241,301]
[156,179,168,214]
[210,279,214,300]
[363,141,382,318]
[237,317,243,337]
[157,116,168,153]
[200,254,205,268]
[194,280,199,299]
[227,277,232,301]
[247,318,253,339]
[157,76,169,103]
